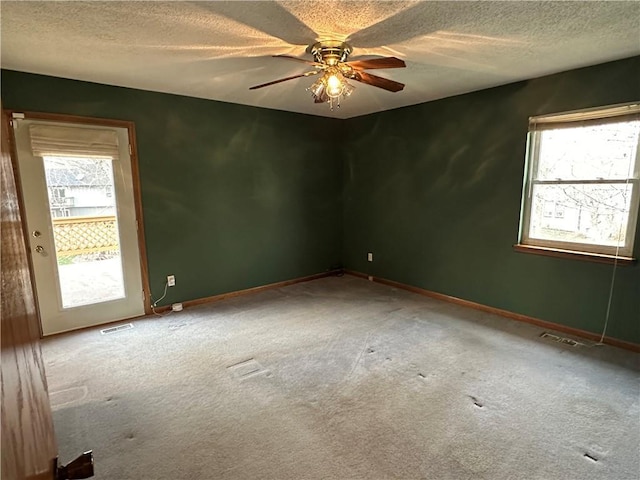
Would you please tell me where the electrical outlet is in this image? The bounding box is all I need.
[167,275,175,287]
[367,252,373,262]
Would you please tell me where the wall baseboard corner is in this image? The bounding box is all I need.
[344,270,640,353]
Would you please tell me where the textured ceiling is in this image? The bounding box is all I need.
[1,1,639,119]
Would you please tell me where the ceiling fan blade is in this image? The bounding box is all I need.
[345,57,406,70]
[249,70,320,90]
[273,55,324,67]
[351,71,405,92]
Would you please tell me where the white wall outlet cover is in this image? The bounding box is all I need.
[367,253,373,262]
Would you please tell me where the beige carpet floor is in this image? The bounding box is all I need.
[42,275,640,479]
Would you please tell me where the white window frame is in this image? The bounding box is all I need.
[518,103,640,258]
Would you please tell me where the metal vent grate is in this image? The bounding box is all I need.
[101,323,134,335]
[540,332,583,347]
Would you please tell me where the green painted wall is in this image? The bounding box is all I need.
[343,56,640,343]
[3,57,639,343]
[1,70,343,306]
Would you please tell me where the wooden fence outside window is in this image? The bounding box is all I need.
[52,215,119,256]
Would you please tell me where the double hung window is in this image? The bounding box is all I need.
[518,104,640,258]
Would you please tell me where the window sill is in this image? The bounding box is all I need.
[513,244,636,266]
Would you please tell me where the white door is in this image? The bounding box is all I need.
[12,117,145,335]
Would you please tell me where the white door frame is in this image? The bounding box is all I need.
[8,111,151,335]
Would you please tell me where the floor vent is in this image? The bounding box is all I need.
[540,332,583,347]
[101,323,134,335]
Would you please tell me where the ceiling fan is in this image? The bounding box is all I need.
[249,40,406,110]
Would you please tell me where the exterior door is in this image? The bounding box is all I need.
[12,116,146,335]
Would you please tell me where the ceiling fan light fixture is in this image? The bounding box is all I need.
[342,81,355,98]
[309,78,325,98]
[325,70,345,98]
[308,69,355,110]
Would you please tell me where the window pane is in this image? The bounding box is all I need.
[535,120,639,181]
[44,156,125,308]
[529,183,633,248]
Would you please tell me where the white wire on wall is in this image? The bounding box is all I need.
[150,281,172,317]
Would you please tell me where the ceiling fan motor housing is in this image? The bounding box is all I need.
[309,41,353,65]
